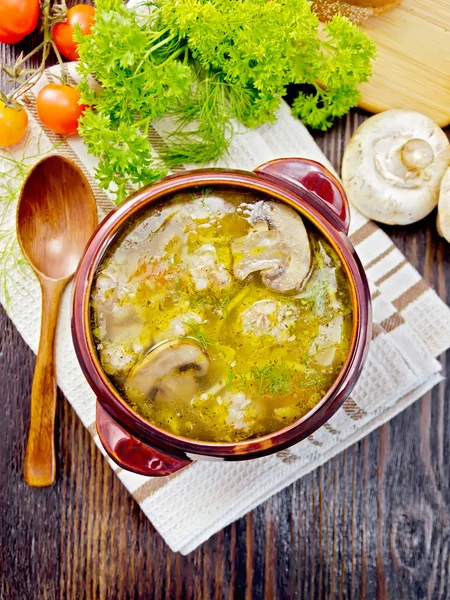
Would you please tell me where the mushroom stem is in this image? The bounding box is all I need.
[400,138,434,171]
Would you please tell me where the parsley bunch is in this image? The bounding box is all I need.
[76,0,375,202]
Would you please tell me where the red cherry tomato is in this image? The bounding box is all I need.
[36,84,87,136]
[0,100,28,147]
[52,4,96,61]
[0,0,40,44]
[0,25,26,45]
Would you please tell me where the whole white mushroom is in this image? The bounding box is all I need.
[342,110,450,225]
[437,167,450,243]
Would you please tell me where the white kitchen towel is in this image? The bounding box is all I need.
[0,62,449,555]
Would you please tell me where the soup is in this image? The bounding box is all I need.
[90,188,353,442]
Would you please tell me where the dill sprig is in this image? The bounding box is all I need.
[182,319,216,351]
[191,187,213,207]
[219,292,231,320]
[299,369,326,388]
[224,366,248,392]
[250,360,291,396]
[225,364,234,390]
[298,279,329,311]
[0,230,31,309]
[189,294,211,310]
[188,290,231,319]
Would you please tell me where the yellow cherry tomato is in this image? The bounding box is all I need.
[0,100,28,147]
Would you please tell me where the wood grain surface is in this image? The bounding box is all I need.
[1,3,449,598]
[358,0,450,128]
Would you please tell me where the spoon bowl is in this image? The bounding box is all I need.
[17,155,97,487]
[17,155,97,280]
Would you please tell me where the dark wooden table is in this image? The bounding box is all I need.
[1,4,450,599]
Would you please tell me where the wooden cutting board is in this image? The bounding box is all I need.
[357,0,450,127]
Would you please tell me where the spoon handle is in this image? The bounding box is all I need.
[24,278,66,487]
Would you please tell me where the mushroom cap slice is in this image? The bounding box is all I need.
[342,110,450,225]
[437,167,450,243]
[231,201,311,293]
[231,229,284,280]
[125,339,209,404]
[251,202,311,292]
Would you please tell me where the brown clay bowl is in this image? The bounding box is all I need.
[72,158,372,476]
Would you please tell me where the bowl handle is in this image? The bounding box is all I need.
[254,158,350,234]
[96,402,192,477]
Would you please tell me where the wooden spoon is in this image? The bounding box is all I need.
[17,155,97,487]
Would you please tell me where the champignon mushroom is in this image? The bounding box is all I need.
[342,110,450,225]
[231,201,311,293]
[437,167,450,243]
[125,339,209,404]
[231,228,284,280]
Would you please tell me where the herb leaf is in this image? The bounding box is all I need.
[299,369,326,388]
[225,364,234,390]
[182,319,216,351]
[250,360,291,396]
[76,0,375,202]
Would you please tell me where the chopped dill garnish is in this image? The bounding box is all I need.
[250,360,291,395]
[298,279,329,312]
[237,372,248,388]
[189,294,211,309]
[299,369,326,388]
[224,287,249,318]
[189,290,231,319]
[219,292,231,320]
[192,187,213,207]
[302,348,310,366]
[182,319,216,351]
[225,364,234,390]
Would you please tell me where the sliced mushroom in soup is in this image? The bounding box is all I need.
[90,188,353,442]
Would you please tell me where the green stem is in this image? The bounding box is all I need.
[12,41,46,72]
[9,63,46,103]
[183,46,189,65]
[145,31,178,56]
[131,32,180,78]
[132,116,151,129]
[51,40,67,84]
[8,1,52,102]
[144,25,170,41]
[154,45,186,70]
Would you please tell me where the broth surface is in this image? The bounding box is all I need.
[91,189,353,442]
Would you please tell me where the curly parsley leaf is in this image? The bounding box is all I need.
[76,0,376,202]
